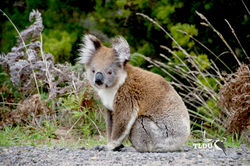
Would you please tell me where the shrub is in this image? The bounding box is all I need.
[219,64,249,137]
[43,29,77,63]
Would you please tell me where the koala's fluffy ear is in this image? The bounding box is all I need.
[112,36,130,64]
[78,34,101,64]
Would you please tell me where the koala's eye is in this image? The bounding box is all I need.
[107,71,112,75]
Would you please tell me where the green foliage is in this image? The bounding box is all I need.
[130,53,146,66]
[193,53,211,71]
[43,29,77,63]
[189,109,225,139]
[137,42,155,56]
[40,92,53,108]
[0,72,22,101]
[170,23,198,49]
[150,66,168,78]
[0,70,23,113]
[60,89,105,137]
[0,22,17,53]
[153,1,183,25]
[197,75,219,91]
[0,126,23,146]
[169,23,210,74]
[173,50,187,66]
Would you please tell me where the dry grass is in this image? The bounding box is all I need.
[137,12,249,139]
[0,94,54,127]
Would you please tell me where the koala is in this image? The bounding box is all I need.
[78,34,190,152]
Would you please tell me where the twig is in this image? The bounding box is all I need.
[81,110,104,138]
[241,0,250,15]
[66,115,82,135]
[40,33,52,90]
[177,29,232,72]
[39,33,56,112]
[196,11,241,66]
[160,45,219,99]
[225,19,248,58]
[66,106,104,138]
[0,102,23,106]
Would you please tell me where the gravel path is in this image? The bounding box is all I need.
[0,145,249,166]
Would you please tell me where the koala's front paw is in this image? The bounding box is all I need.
[113,144,124,151]
[95,144,125,151]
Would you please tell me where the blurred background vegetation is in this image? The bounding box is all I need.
[1,0,249,65]
[0,0,249,147]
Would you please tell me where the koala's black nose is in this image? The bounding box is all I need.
[95,72,104,85]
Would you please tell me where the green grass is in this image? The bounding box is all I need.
[0,122,56,147]
[0,124,108,148]
[1,122,245,149]
[224,133,248,148]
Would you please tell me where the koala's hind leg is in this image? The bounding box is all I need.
[128,116,154,152]
[129,116,189,152]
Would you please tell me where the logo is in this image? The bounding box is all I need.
[192,132,227,155]
[213,139,226,155]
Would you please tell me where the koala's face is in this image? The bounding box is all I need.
[78,34,130,89]
[86,47,123,89]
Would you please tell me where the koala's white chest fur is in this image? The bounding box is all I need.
[96,71,127,111]
[98,88,117,111]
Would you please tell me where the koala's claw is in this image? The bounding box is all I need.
[95,145,107,151]
[113,144,125,151]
